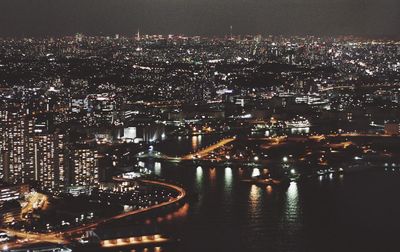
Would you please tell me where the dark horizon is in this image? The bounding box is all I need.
[0,0,399,38]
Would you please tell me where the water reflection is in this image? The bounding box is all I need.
[291,127,310,134]
[195,166,203,190]
[192,136,197,150]
[238,167,244,178]
[154,162,161,176]
[130,159,399,252]
[282,182,301,235]
[155,203,190,224]
[209,168,217,189]
[266,185,273,195]
[287,182,298,207]
[191,135,202,151]
[248,185,261,218]
[224,167,232,187]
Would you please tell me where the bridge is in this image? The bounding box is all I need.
[136,137,236,161]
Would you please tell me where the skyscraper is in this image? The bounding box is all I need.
[0,108,35,184]
[71,147,99,187]
[34,133,66,192]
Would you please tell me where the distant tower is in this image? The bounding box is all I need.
[136,29,140,41]
[230,25,233,39]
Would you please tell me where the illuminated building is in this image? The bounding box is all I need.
[34,133,66,192]
[71,147,100,187]
[137,124,166,143]
[0,184,29,224]
[1,108,68,192]
[0,184,29,205]
[87,93,117,125]
[70,97,85,113]
[0,109,35,184]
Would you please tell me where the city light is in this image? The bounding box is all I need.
[0,20,398,252]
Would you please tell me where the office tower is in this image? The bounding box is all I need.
[0,109,35,184]
[34,133,66,192]
[72,147,99,187]
[86,93,117,125]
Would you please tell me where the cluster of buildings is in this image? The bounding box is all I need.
[0,105,100,193]
[0,34,399,195]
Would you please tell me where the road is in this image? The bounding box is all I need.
[0,230,66,250]
[135,137,236,161]
[181,137,235,160]
[1,179,186,249]
[62,179,186,235]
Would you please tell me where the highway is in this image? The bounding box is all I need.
[181,137,235,160]
[1,179,186,250]
[0,230,66,250]
[135,137,236,161]
[62,179,186,235]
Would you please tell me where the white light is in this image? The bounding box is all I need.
[251,168,260,177]
[283,156,288,162]
[254,156,259,161]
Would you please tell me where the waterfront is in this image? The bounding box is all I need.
[101,133,400,252]
[137,162,400,252]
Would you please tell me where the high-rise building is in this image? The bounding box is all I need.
[0,109,35,184]
[86,93,117,125]
[1,107,70,192]
[71,147,99,187]
[34,133,66,192]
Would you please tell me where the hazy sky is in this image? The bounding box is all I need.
[0,0,399,37]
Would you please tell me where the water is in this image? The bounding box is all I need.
[108,135,400,252]
[155,134,223,156]
[136,161,400,252]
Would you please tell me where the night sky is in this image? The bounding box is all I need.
[0,0,399,37]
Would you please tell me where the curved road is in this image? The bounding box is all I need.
[63,179,186,235]
[2,179,186,249]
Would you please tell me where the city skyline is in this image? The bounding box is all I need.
[0,1,399,251]
[0,0,399,38]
